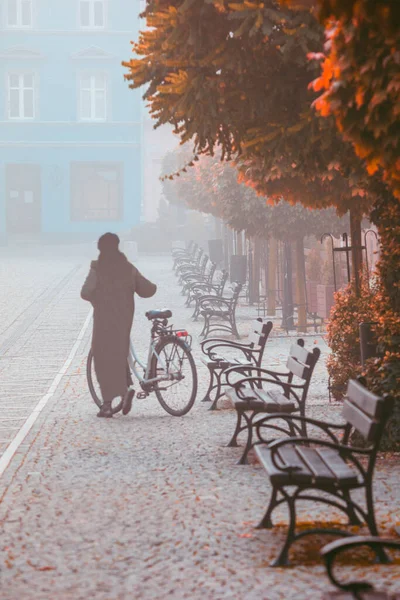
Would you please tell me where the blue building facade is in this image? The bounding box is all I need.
[0,0,143,243]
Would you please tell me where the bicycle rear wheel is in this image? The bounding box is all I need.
[86,349,132,414]
[150,337,197,416]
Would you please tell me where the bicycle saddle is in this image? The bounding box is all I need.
[146,309,172,320]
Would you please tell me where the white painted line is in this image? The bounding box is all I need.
[0,310,92,479]
[0,418,30,421]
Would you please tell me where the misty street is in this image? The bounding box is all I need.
[0,245,397,599]
[1,0,399,598]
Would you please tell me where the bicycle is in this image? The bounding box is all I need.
[86,309,198,417]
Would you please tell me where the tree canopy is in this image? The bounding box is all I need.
[280,0,400,200]
[124,0,371,214]
[162,147,347,240]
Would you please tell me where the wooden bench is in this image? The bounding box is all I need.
[322,536,400,599]
[174,246,203,275]
[224,339,320,464]
[200,319,273,410]
[178,252,209,286]
[172,241,197,271]
[198,282,243,339]
[190,270,229,317]
[253,379,394,567]
[181,259,216,295]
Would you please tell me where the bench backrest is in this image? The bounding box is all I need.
[248,319,273,367]
[342,379,394,444]
[230,283,243,308]
[206,262,216,283]
[199,254,209,274]
[195,246,204,265]
[217,270,229,296]
[286,339,321,404]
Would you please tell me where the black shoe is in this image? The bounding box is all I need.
[97,404,113,418]
[122,389,135,415]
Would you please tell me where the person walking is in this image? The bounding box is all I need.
[81,233,157,418]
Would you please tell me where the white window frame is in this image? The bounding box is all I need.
[6,0,33,29]
[7,72,36,121]
[79,72,108,122]
[79,0,106,30]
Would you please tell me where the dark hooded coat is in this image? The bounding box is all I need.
[81,253,157,403]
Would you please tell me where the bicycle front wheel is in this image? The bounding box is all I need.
[86,349,132,414]
[150,337,197,416]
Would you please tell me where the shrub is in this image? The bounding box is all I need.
[326,279,377,401]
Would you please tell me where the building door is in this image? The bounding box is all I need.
[6,164,41,233]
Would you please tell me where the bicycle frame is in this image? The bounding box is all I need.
[127,333,182,391]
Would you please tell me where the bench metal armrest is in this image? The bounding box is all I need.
[186,276,210,286]
[267,437,371,474]
[204,343,256,363]
[268,437,345,472]
[223,364,290,382]
[232,375,302,400]
[229,365,291,378]
[255,414,347,444]
[322,536,400,594]
[201,338,252,353]
[199,297,231,309]
[234,377,294,400]
[197,293,230,303]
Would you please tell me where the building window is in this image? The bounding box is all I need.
[7,73,35,120]
[71,163,123,222]
[7,0,32,28]
[79,73,107,121]
[79,0,105,28]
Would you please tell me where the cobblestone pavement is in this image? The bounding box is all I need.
[0,251,399,599]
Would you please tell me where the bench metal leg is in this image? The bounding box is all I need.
[231,314,240,339]
[237,412,255,465]
[209,371,225,410]
[199,314,210,338]
[255,487,278,530]
[365,486,391,564]
[227,410,243,448]
[201,368,217,403]
[342,490,362,526]
[271,494,297,567]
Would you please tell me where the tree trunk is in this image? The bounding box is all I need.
[282,241,295,331]
[223,223,229,270]
[237,230,243,255]
[252,237,261,304]
[295,237,307,332]
[267,237,277,316]
[350,208,363,295]
[248,237,254,304]
[367,193,400,450]
[214,217,222,238]
[228,227,234,262]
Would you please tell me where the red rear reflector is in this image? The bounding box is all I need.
[176,331,188,337]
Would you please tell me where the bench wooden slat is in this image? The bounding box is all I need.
[255,389,296,412]
[255,444,313,484]
[289,342,310,365]
[342,400,377,442]
[347,379,383,418]
[286,356,309,380]
[277,446,313,483]
[317,448,359,485]
[295,447,335,483]
[248,330,264,347]
[201,356,250,368]
[252,320,266,336]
